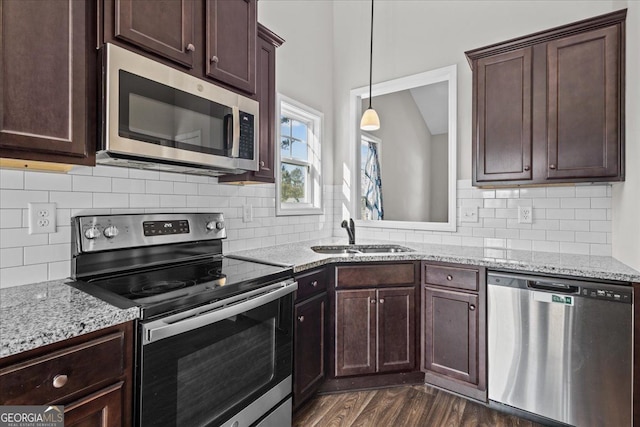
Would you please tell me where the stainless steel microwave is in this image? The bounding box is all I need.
[97,44,259,175]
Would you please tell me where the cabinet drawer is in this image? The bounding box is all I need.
[423,264,478,291]
[336,263,415,288]
[0,332,124,405]
[296,269,327,302]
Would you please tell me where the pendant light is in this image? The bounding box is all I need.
[360,0,380,131]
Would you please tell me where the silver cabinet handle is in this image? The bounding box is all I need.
[211,55,219,63]
[524,165,530,171]
[549,164,556,170]
[259,160,265,167]
[310,280,318,287]
[447,275,453,281]
[370,299,376,304]
[186,43,195,52]
[379,298,384,304]
[52,374,68,388]
[470,305,476,311]
[298,316,304,322]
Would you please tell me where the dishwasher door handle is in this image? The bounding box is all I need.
[527,280,579,294]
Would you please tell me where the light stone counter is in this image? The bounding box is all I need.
[0,280,139,358]
[230,237,640,283]
[3,239,638,359]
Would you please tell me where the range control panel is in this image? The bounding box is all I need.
[73,213,225,254]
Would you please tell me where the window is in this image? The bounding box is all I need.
[277,95,323,215]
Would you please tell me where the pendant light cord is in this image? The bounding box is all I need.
[368,0,374,109]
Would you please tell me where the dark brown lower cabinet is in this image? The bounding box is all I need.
[294,293,326,408]
[335,287,415,378]
[421,262,486,401]
[423,288,478,384]
[64,381,124,427]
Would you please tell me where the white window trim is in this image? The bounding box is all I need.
[276,94,323,216]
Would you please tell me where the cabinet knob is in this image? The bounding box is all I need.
[52,374,68,388]
[524,165,530,171]
[469,305,476,311]
[370,299,376,304]
[211,55,219,63]
[298,315,304,322]
[446,275,453,281]
[379,298,384,304]
[186,43,195,52]
[549,164,556,170]
[259,160,265,167]
[310,280,318,287]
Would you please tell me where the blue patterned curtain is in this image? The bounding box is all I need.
[363,142,383,220]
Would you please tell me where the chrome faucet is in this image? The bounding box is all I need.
[341,218,356,245]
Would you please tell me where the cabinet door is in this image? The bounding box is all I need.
[0,0,95,165]
[253,34,276,181]
[474,48,533,183]
[205,0,256,93]
[64,382,123,427]
[113,0,196,68]
[546,25,621,180]
[423,287,478,385]
[335,289,376,377]
[293,294,326,409]
[377,287,415,373]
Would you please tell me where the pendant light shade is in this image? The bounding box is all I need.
[360,108,380,131]
[361,0,380,131]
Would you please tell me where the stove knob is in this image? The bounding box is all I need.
[84,226,101,240]
[103,225,119,239]
[206,221,224,231]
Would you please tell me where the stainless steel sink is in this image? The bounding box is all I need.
[310,245,414,255]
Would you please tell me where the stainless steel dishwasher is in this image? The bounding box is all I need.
[487,271,632,427]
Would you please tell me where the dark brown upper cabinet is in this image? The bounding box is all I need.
[111,0,196,68]
[466,9,626,187]
[218,25,284,184]
[0,0,96,166]
[205,0,257,94]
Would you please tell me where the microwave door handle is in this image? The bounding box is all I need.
[231,106,240,158]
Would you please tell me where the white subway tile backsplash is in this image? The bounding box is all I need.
[50,191,93,208]
[532,240,560,253]
[590,220,611,232]
[496,189,519,199]
[0,248,23,268]
[92,166,129,178]
[159,171,186,182]
[484,199,506,209]
[0,189,48,208]
[507,198,532,208]
[73,175,111,193]
[519,230,546,241]
[0,169,24,189]
[112,178,145,194]
[575,185,607,197]
[495,208,517,219]
[49,226,71,245]
[575,209,607,221]
[129,194,160,208]
[546,187,575,198]
[24,243,71,265]
[507,239,532,250]
[1,228,48,249]
[484,238,506,248]
[533,198,560,209]
[558,220,590,231]
[495,228,519,239]
[48,261,70,280]
[519,187,546,198]
[0,209,22,228]
[24,171,72,191]
[546,209,575,220]
[146,180,171,194]
[559,242,590,255]
[575,231,607,244]
[560,198,590,209]
[590,244,612,256]
[129,169,160,180]
[94,193,129,209]
[0,264,48,288]
[590,197,611,209]
[173,182,199,195]
[547,230,575,242]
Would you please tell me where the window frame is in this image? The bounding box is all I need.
[276,94,323,216]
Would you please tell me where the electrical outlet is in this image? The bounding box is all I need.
[243,204,253,223]
[518,206,533,224]
[28,202,57,234]
[461,206,478,223]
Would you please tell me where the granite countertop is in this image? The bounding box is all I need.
[230,237,640,283]
[2,239,638,359]
[0,280,139,358]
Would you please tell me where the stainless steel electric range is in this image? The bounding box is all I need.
[69,213,296,427]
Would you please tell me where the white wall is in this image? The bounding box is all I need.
[612,0,640,271]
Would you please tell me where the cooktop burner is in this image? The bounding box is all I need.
[70,213,293,320]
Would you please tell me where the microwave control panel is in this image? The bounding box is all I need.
[238,112,255,160]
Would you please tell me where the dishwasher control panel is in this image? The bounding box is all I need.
[582,287,632,303]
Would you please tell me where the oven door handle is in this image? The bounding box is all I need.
[142,280,297,345]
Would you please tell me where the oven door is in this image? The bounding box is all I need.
[138,280,296,427]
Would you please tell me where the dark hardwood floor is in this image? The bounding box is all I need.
[293,385,546,427]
